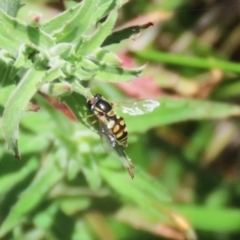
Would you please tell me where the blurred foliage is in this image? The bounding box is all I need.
[1,0,240,240]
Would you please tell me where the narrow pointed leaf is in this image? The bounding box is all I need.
[0,154,63,237]
[2,68,45,158]
[76,10,118,55]
[0,51,15,102]
[93,0,128,23]
[136,50,240,73]
[53,0,99,43]
[102,22,154,46]
[94,49,122,66]
[2,66,64,158]
[0,157,38,196]
[0,10,54,54]
[0,0,21,17]
[176,205,240,231]
[95,64,145,82]
[100,162,171,205]
[42,2,83,33]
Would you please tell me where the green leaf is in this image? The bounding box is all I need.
[72,220,94,240]
[0,157,38,196]
[102,22,153,46]
[72,81,92,98]
[74,67,95,80]
[0,10,54,54]
[78,58,99,71]
[125,96,240,133]
[94,64,145,82]
[33,204,58,230]
[100,160,171,205]
[0,84,15,112]
[18,134,49,155]
[93,0,128,23]
[2,66,63,158]
[213,80,240,99]
[76,10,118,55]
[136,50,240,73]
[115,206,196,240]
[39,82,72,97]
[0,0,21,17]
[94,49,122,67]
[100,161,196,238]
[99,161,172,224]
[74,56,144,82]
[0,50,16,113]
[176,205,240,231]
[0,49,15,82]
[82,154,102,190]
[2,68,45,158]
[0,153,64,238]
[42,3,83,33]
[53,0,100,43]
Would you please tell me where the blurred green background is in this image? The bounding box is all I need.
[1,0,240,239]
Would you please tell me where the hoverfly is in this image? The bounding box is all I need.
[87,94,159,179]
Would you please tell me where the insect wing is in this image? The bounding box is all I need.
[98,118,134,179]
[99,120,117,152]
[119,99,160,116]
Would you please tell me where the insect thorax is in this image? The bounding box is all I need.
[96,99,112,113]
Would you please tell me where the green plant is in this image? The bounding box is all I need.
[1,1,240,240]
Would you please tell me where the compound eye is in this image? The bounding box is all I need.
[87,94,103,110]
[94,94,102,100]
[87,97,96,109]
[87,100,92,109]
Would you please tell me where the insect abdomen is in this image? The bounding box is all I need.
[107,112,128,148]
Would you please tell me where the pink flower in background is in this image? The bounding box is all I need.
[116,53,162,98]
